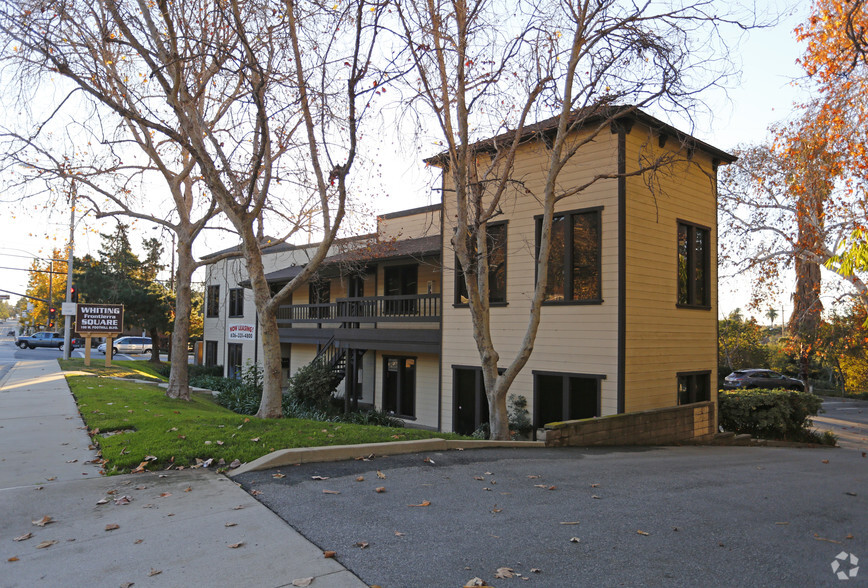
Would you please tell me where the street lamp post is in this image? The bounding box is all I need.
[62,184,76,360]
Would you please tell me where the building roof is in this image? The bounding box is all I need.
[321,234,441,266]
[423,105,736,166]
[379,203,441,220]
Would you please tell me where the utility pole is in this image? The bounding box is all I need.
[62,183,76,360]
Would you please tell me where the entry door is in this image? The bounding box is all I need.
[384,265,417,315]
[227,343,243,379]
[453,367,490,436]
[383,356,416,417]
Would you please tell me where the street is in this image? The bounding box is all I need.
[814,397,868,451]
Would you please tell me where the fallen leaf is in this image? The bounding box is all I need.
[292,578,314,587]
[814,534,842,544]
[408,500,431,507]
[233,505,245,510]
[377,470,386,479]
[8,557,19,562]
[14,532,32,542]
[423,457,435,464]
[159,492,171,498]
[637,530,650,536]
[46,477,56,481]
[216,441,224,446]
[473,476,485,481]
[356,476,365,482]
[394,531,405,536]
[105,523,120,531]
[229,460,242,469]
[322,489,340,495]
[534,484,547,489]
[134,539,144,544]
[66,459,77,463]
[464,578,489,587]
[95,497,109,505]
[225,522,238,527]
[590,483,600,488]
[846,534,855,540]
[491,506,502,513]
[228,542,244,549]
[494,567,515,579]
[144,455,157,461]
[251,437,261,442]
[354,541,369,549]
[531,568,541,573]
[323,550,336,558]
[184,487,192,493]
[148,568,162,577]
[845,491,857,496]
[570,537,580,543]
[527,475,540,479]
[36,540,58,549]
[482,487,492,491]
[250,490,262,496]
[114,496,132,505]
[559,522,580,525]
[120,583,134,588]
[591,495,601,499]
[822,459,829,464]
[311,475,329,480]
[484,471,493,475]
[32,516,53,527]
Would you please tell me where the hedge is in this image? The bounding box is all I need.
[718,388,823,441]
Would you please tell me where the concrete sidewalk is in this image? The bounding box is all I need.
[0,358,365,588]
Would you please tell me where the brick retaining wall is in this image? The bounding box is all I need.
[542,401,716,447]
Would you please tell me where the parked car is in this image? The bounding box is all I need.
[97,337,153,355]
[723,369,805,391]
[15,332,65,350]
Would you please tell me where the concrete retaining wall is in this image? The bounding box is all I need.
[542,401,715,447]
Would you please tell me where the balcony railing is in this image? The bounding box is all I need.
[277,293,440,324]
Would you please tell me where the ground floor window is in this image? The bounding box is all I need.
[677,371,711,405]
[453,366,491,436]
[205,340,218,367]
[383,356,416,418]
[533,371,603,430]
[227,343,243,380]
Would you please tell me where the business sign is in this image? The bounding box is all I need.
[76,304,124,334]
[227,323,255,341]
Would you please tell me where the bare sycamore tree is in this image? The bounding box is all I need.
[393,0,752,439]
[0,101,222,399]
[0,0,391,416]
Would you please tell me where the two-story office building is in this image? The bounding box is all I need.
[202,107,734,435]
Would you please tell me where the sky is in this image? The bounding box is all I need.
[0,1,812,321]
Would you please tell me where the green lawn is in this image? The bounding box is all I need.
[59,358,167,381]
[66,375,464,475]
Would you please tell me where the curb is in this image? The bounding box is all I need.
[228,439,545,477]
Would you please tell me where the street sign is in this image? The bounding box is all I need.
[61,302,77,316]
[75,304,124,334]
[0,294,9,300]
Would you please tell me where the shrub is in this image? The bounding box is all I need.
[719,388,824,442]
[507,394,533,440]
[286,360,339,411]
[210,364,263,416]
[153,363,224,380]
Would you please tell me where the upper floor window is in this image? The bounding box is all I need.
[309,280,331,319]
[228,288,244,317]
[455,222,507,305]
[536,208,601,303]
[206,285,220,318]
[677,222,710,308]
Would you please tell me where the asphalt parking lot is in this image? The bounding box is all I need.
[236,445,867,587]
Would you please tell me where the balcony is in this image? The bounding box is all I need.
[276,294,441,353]
[277,294,440,324]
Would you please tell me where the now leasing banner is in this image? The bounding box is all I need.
[227,323,255,341]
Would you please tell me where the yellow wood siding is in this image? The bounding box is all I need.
[622,129,719,412]
[378,209,440,240]
[440,132,622,430]
[374,351,440,429]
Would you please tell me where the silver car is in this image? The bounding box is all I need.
[97,336,153,355]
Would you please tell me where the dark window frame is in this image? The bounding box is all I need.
[677,370,711,405]
[206,285,220,318]
[677,220,711,309]
[227,343,243,380]
[532,370,605,434]
[382,355,417,419]
[534,207,603,305]
[454,221,508,307]
[308,279,331,319]
[228,288,244,318]
[204,340,218,367]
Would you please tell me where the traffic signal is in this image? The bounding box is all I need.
[70,285,78,303]
[48,307,56,321]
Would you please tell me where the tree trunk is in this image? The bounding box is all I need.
[147,327,161,363]
[166,237,193,401]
